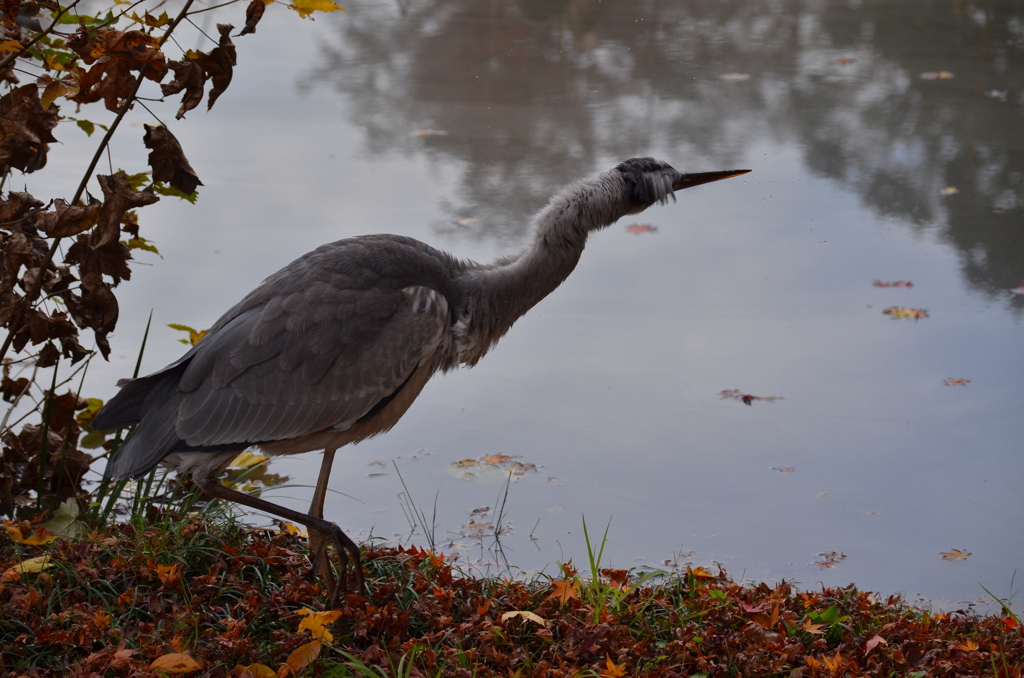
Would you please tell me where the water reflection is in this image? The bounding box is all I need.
[305,0,1023,304]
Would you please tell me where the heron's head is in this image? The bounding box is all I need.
[615,157,750,214]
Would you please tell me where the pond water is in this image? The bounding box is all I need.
[56,0,1023,612]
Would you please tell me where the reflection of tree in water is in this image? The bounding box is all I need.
[305,0,1023,303]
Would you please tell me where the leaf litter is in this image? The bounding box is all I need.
[2,514,1021,676]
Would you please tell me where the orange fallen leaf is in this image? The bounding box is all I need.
[279,640,321,677]
[957,639,979,651]
[802,619,826,635]
[481,454,513,464]
[600,568,630,590]
[157,563,182,587]
[150,653,202,673]
[3,521,59,546]
[601,655,628,678]
[688,566,717,580]
[547,579,580,604]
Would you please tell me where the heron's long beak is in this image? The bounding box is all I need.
[674,169,751,191]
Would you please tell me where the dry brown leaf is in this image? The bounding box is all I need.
[144,124,203,194]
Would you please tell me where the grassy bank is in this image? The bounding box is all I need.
[2,512,1021,677]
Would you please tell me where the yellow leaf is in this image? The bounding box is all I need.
[481,454,512,464]
[280,640,321,676]
[289,0,344,19]
[39,77,79,110]
[229,450,269,469]
[4,521,59,545]
[150,653,202,673]
[688,565,717,579]
[296,607,343,643]
[959,639,979,651]
[500,610,548,625]
[0,40,23,53]
[2,555,52,580]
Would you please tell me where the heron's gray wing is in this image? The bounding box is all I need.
[173,284,449,447]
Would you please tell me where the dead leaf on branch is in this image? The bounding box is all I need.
[239,0,268,36]
[33,197,101,237]
[161,58,204,120]
[67,28,168,112]
[0,190,43,223]
[36,73,79,110]
[0,84,59,175]
[144,124,202,195]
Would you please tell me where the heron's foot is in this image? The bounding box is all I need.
[308,533,338,603]
[311,522,367,610]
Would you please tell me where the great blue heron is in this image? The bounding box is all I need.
[93,158,749,606]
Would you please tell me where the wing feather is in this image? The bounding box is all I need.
[175,285,449,447]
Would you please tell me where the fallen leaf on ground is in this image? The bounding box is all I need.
[2,555,52,580]
[150,653,202,673]
[501,610,548,625]
[279,640,322,676]
[297,607,343,643]
[547,579,580,604]
[601,655,628,678]
[4,521,58,545]
[864,635,888,654]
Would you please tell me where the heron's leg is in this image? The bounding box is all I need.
[192,463,363,610]
[307,449,338,599]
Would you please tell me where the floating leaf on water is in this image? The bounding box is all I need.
[228,450,268,469]
[940,548,971,561]
[939,186,959,195]
[883,306,928,319]
[626,223,658,234]
[985,90,1008,100]
[454,217,478,226]
[920,71,954,80]
[944,378,970,386]
[813,551,847,569]
[872,280,913,287]
[719,73,750,81]
[414,128,448,137]
[771,466,796,473]
[720,389,783,405]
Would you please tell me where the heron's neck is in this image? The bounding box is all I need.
[453,172,628,365]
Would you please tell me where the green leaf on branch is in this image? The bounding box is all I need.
[152,183,199,204]
[123,237,161,257]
